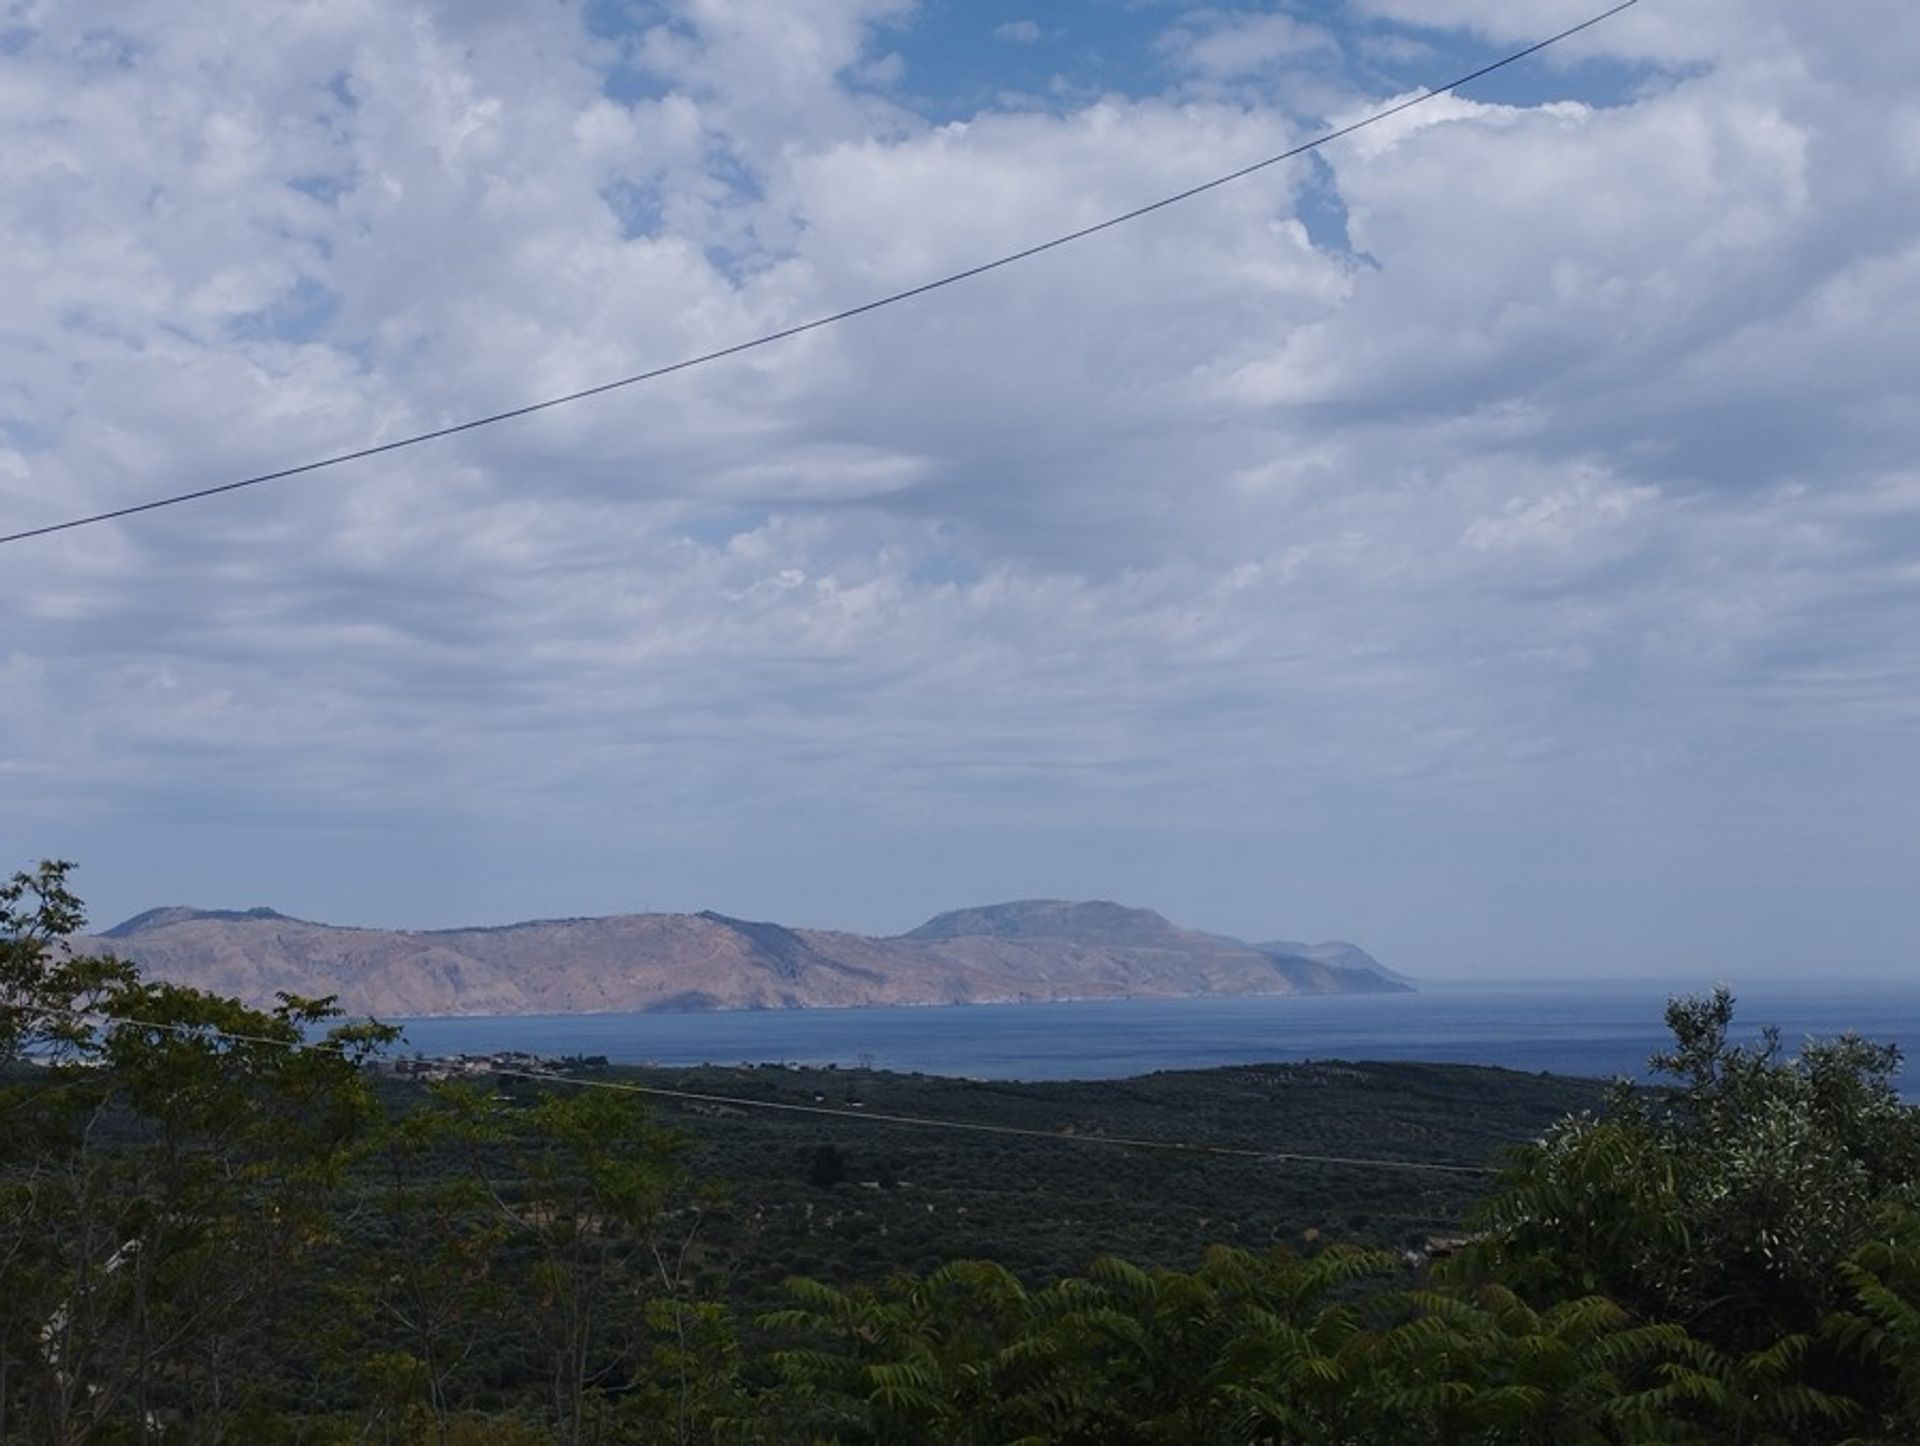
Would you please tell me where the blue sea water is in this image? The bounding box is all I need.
[386,979,1920,1101]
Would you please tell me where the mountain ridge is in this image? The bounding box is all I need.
[77,897,1410,1018]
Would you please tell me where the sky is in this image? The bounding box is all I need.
[3,0,1918,981]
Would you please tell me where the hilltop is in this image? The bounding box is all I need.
[75,897,1408,1018]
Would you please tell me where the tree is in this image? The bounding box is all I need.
[1462,987,1920,1352]
[349,1086,514,1446]
[0,859,136,1072]
[0,861,397,1443]
[451,1085,695,1446]
[1823,1207,1920,1444]
[804,1143,846,1191]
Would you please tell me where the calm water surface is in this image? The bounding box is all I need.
[388,979,1920,1100]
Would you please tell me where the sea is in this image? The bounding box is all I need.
[385,978,1920,1101]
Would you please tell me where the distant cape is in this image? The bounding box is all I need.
[75,897,1411,1018]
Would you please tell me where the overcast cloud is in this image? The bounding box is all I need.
[3,0,1917,979]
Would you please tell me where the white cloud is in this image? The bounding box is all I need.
[3,0,1919,974]
[994,20,1043,46]
[1160,10,1339,81]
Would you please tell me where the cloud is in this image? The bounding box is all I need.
[3,0,1919,975]
[994,20,1043,46]
[1159,10,1340,82]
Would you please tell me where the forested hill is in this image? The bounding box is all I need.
[74,897,1408,1017]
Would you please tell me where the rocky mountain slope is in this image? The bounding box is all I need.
[76,899,1409,1018]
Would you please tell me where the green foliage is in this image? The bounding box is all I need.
[0,862,400,1444]
[0,858,137,1071]
[761,1245,1722,1444]
[347,1091,516,1440]
[1824,1208,1920,1443]
[8,867,1920,1444]
[602,1055,1602,1317]
[1462,986,1920,1351]
[803,1143,847,1191]
[502,1090,693,1446]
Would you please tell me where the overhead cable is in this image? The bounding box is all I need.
[16,1002,1501,1175]
[0,0,1640,547]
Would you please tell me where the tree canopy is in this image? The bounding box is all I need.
[2,861,1915,1443]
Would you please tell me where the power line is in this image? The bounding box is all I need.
[0,0,1639,549]
[14,1002,1500,1175]
[510,1072,1498,1176]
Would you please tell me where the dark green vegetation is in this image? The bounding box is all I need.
[6,860,1919,1443]
[563,1057,1603,1311]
